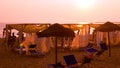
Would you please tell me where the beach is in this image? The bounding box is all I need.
[0,38,120,68]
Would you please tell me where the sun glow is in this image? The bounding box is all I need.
[77,22,89,24]
[75,0,96,10]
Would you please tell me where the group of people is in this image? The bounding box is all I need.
[2,29,54,55]
[7,32,16,47]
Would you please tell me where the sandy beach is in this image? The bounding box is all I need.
[0,38,120,68]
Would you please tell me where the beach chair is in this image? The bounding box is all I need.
[86,48,98,54]
[63,54,81,68]
[28,44,37,50]
[79,42,94,51]
[100,42,108,51]
[95,51,105,56]
[28,44,37,54]
[95,42,108,57]
[80,54,93,67]
[28,50,45,56]
[82,54,93,64]
[28,44,45,56]
[63,54,93,68]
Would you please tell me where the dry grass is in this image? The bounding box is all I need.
[0,38,120,68]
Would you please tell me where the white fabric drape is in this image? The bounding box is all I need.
[71,34,80,50]
[36,37,53,53]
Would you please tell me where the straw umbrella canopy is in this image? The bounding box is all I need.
[37,23,75,37]
[95,21,120,56]
[37,23,75,64]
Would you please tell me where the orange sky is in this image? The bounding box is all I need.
[0,0,120,24]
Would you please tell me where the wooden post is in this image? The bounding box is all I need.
[5,25,9,48]
[108,32,111,56]
[55,37,58,64]
[61,37,64,48]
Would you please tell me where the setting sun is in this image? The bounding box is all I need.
[75,0,96,10]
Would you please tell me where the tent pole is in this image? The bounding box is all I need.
[61,37,64,48]
[108,32,111,56]
[5,25,9,48]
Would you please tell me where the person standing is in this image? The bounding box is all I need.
[10,32,16,47]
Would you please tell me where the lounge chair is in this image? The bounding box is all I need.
[80,54,93,67]
[86,48,106,58]
[28,44,45,56]
[63,54,81,68]
[100,42,108,51]
[47,55,79,68]
[82,54,93,64]
[85,41,108,56]
[63,54,93,68]
[28,44,37,50]
[28,50,45,56]
[79,42,94,51]
[86,48,98,53]
[47,54,92,68]
[95,51,105,56]
[95,42,108,57]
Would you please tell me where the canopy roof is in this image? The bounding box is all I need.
[6,23,90,33]
[6,23,50,33]
[6,23,120,33]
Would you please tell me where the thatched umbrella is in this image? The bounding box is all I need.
[95,22,120,56]
[36,23,75,64]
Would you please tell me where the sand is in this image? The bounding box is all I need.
[0,38,120,68]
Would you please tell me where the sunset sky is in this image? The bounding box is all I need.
[0,0,120,24]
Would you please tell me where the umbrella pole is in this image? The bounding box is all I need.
[55,37,58,64]
[108,32,111,56]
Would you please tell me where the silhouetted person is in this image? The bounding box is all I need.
[2,28,6,38]
[7,33,11,47]
[22,33,24,41]
[8,32,16,47]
